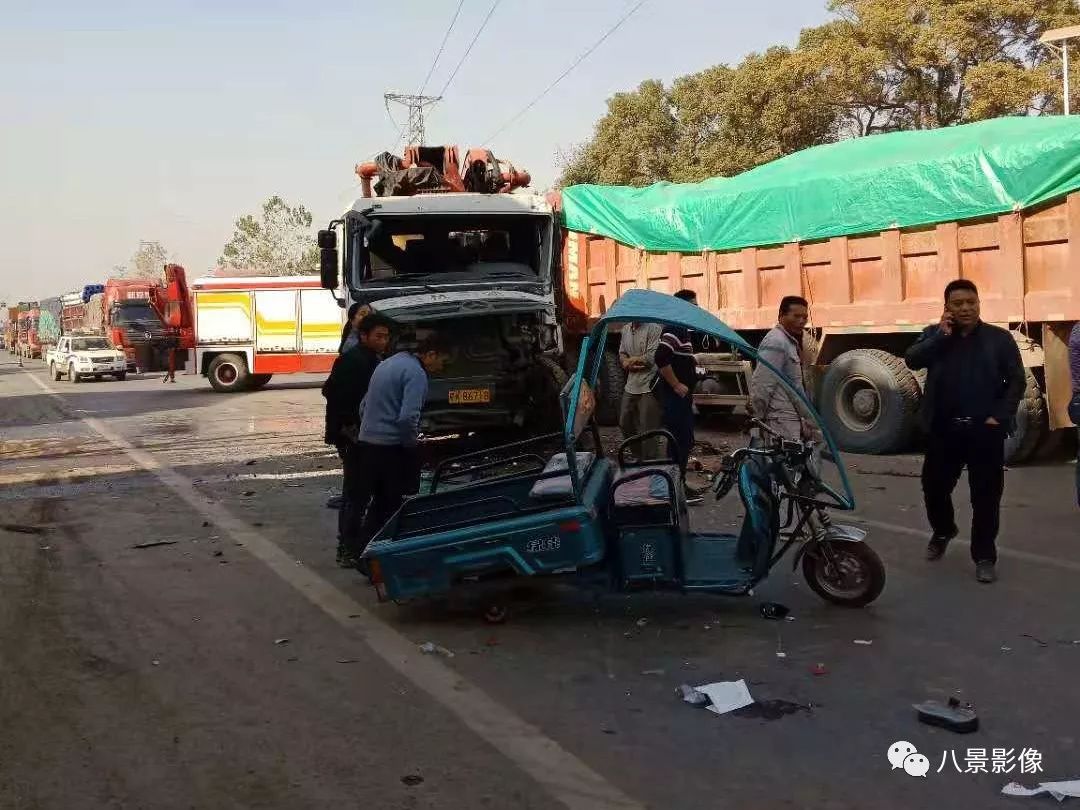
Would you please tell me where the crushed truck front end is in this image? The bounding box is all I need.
[323,192,566,436]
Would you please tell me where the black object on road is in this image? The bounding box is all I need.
[759,602,791,621]
[914,697,979,733]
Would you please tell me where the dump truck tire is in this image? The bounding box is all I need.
[820,349,921,455]
[594,348,625,427]
[207,353,249,393]
[1004,370,1046,465]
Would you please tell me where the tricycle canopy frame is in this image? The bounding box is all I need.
[561,289,856,510]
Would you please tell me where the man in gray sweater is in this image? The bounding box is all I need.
[750,296,811,440]
[352,333,450,559]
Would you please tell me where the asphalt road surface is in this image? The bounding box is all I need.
[2,356,1078,810]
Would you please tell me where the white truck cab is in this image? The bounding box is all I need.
[48,335,127,383]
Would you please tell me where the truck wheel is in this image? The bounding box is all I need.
[207,353,250,393]
[1004,369,1046,465]
[594,348,625,427]
[247,374,273,390]
[51,363,61,381]
[819,349,920,455]
[525,357,569,434]
[115,372,127,381]
[69,363,81,384]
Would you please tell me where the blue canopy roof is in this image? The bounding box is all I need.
[592,289,755,354]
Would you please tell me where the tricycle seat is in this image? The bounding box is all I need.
[528,452,596,501]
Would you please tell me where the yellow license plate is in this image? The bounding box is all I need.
[448,388,492,405]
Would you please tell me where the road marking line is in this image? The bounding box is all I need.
[22,370,643,810]
[852,515,1080,574]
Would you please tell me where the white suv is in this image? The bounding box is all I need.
[48,335,127,382]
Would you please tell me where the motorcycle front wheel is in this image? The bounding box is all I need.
[802,542,886,607]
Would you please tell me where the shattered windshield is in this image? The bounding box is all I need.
[352,214,546,282]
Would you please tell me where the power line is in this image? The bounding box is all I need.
[417,0,467,96]
[481,0,648,144]
[438,0,503,96]
[385,92,442,145]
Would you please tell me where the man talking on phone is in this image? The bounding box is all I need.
[905,280,1025,583]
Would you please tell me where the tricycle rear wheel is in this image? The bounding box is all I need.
[802,542,885,607]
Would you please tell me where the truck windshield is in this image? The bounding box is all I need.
[72,338,111,351]
[112,302,161,326]
[354,215,545,282]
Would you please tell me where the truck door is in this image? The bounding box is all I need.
[298,288,343,372]
[253,289,299,373]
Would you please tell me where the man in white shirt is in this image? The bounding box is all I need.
[618,321,663,460]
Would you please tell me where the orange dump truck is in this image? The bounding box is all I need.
[555,118,1080,463]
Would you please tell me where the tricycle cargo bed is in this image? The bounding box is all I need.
[366,455,615,601]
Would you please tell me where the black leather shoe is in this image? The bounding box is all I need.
[926,536,951,561]
[975,561,997,583]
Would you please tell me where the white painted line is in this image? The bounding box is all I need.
[852,515,1080,574]
[22,370,643,810]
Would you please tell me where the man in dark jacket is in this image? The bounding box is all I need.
[322,313,392,568]
[905,280,1025,583]
[654,289,704,504]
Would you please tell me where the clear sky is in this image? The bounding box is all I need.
[0,0,831,305]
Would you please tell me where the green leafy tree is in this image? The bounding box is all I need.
[219,196,319,276]
[121,241,169,281]
[799,0,1080,135]
[561,0,1080,187]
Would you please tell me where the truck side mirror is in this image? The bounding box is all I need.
[318,230,338,290]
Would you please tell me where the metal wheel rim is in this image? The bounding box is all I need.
[835,375,881,433]
[813,546,871,599]
[217,364,238,384]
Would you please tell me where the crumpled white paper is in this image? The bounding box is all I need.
[694,680,755,715]
[1002,780,1080,802]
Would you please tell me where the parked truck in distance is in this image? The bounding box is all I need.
[14,307,41,359]
[188,274,342,392]
[67,270,193,373]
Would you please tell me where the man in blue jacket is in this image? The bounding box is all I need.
[905,280,1025,584]
[352,333,450,559]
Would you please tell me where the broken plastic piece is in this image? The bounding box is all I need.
[676,684,710,707]
[1002,780,1080,801]
[913,697,979,734]
[419,642,454,658]
[759,602,790,621]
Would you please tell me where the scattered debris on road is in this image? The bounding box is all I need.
[914,697,979,733]
[1002,780,1080,801]
[694,680,755,716]
[1022,633,1049,648]
[676,684,710,707]
[418,642,454,658]
[132,539,179,549]
[635,618,649,628]
[759,602,790,621]
[811,663,828,676]
[640,669,665,676]
[733,699,813,720]
[853,639,873,646]
[213,550,223,557]
[400,774,424,787]
[336,658,360,664]
[1,523,46,535]
[274,638,291,646]
[242,491,256,497]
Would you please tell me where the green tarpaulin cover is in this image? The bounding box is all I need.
[560,117,1080,253]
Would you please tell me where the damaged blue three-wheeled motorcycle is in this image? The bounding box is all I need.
[362,289,886,612]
